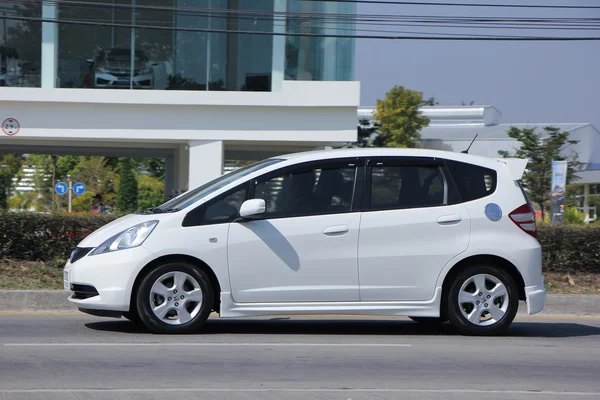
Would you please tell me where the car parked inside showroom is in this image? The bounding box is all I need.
[64,148,545,336]
[87,47,156,89]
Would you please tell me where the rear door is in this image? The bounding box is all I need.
[358,157,471,301]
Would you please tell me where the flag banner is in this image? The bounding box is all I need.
[550,160,567,223]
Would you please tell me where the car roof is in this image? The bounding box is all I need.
[276,148,504,169]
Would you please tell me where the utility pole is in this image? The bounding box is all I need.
[51,155,57,213]
[67,175,72,213]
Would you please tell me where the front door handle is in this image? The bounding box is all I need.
[437,214,462,225]
[323,225,349,236]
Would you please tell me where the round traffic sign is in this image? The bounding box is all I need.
[2,118,20,136]
[55,182,68,195]
[73,182,86,196]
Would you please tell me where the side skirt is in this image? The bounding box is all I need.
[218,288,443,318]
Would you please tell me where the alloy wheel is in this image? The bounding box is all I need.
[149,271,204,325]
[457,273,509,327]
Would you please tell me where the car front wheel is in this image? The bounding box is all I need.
[136,262,214,334]
[446,265,519,336]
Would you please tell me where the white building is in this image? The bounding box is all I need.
[0,0,359,199]
[359,105,600,219]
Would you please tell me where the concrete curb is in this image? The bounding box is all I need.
[0,291,598,316]
[0,290,73,312]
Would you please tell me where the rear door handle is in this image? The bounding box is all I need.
[323,225,349,236]
[437,214,462,225]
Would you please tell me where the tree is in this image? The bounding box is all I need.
[0,154,25,210]
[116,158,138,213]
[71,156,118,208]
[498,126,583,218]
[135,158,166,181]
[349,119,380,148]
[138,175,165,211]
[373,86,430,148]
[422,96,439,106]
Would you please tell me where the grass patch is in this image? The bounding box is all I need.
[0,259,65,290]
[543,272,600,295]
[0,259,598,294]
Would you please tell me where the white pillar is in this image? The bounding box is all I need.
[583,184,590,219]
[188,140,223,190]
[164,156,176,200]
[41,1,58,88]
[271,0,286,91]
[175,144,189,192]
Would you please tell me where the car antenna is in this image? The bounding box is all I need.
[462,134,479,154]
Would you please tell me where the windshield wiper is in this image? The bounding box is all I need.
[142,207,179,214]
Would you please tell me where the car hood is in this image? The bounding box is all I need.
[78,213,164,248]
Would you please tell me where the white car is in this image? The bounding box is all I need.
[64,149,546,336]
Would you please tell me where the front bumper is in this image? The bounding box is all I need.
[64,246,156,312]
[525,282,546,315]
[94,72,153,89]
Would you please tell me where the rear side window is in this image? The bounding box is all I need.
[370,165,444,210]
[445,160,497,202]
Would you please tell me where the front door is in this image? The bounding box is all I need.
[358,157,471,301]
[227,159,363,303]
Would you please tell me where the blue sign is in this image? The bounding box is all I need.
[485,203,503,222]
[73,182,86,196]
[55,182,68,195]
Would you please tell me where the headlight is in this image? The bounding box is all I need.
[95,67,108,73]
[138,68,152,74]
[90,220,158,256]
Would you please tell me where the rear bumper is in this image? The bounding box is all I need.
[525,282,546,315]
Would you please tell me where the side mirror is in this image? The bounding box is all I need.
[239,199,266,219]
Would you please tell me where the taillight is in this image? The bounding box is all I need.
[509,204,537,238]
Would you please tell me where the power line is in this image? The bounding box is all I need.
[299,0,600,10]
[1,0,599,40]
[5,0,599,24]
[4,14,600,40]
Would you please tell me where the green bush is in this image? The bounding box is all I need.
[563,207,585,224]
[0,212,117,261]
[138,175,165,211]
[538,225,600,273]
[1,213,599,275]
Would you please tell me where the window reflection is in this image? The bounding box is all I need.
[285,0,355,82]
[57,0,274,92]
[0,2,41,87]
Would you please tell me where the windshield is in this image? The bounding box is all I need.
[155,158,284,212]
[98,49,148,62]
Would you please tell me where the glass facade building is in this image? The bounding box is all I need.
[0,0,354,91]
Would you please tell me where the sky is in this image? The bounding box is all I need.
[354,0,600,129]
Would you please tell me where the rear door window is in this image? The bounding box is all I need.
[369,161,445,210]
[444,160,497,202]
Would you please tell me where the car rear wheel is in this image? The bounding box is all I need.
[446,265,519,336]
[136,262,213,334]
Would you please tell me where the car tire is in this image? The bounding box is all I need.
[409,316,448,325]
[136,262,214,334]
[446,265,519,336]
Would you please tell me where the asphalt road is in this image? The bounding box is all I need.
[1,315,599,400]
